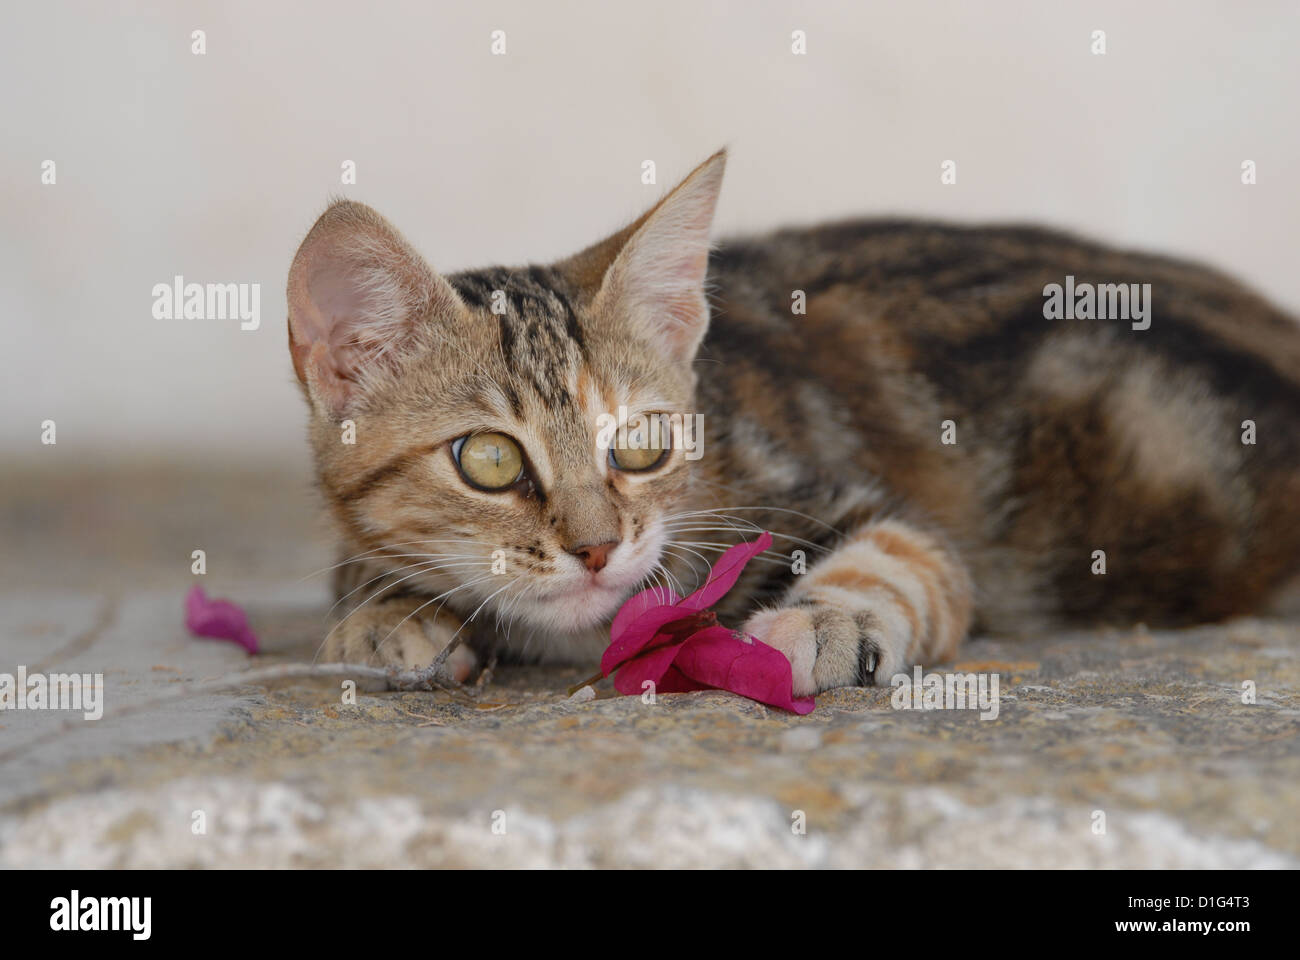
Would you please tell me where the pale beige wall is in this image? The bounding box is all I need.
[3,0,1296,464]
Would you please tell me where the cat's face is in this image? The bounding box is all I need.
[315,270,698,634]
[288,153,725,637]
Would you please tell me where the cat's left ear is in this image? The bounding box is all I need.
[585,150,726,367]
[286,200,463,417]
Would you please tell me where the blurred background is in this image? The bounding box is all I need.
[3,0,1297,470]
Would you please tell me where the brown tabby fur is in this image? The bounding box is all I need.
[288,151,1300,694]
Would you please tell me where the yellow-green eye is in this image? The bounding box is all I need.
[609,418,669,472]
[455,433,524,490]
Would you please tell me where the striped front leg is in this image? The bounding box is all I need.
[743,520,973,694]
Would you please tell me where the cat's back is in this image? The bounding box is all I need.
[704,217,1300,407]
[699,218,1300,627]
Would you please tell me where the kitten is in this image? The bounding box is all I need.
[287,150,1300,695]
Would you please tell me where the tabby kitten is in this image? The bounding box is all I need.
[287,151,1300,695]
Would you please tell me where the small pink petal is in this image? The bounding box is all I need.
[602,533,774,675]
[598,531,815,714]
[602,604,708,676]
[680,531,774,611]
[185,585,259,654]
[672,625,816,714]
[610,584,682,641]
[655,664,712,695]
[611,641,688,695]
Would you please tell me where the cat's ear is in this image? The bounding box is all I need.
[287,200,462,417]
[582,150,726,367]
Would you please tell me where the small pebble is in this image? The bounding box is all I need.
[568,684,596,703]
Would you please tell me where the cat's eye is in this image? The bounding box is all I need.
[454,433,524,491]
[609,418,669,472]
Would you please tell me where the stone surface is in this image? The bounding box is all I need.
[1,465,1297,868]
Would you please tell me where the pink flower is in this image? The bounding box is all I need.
[599,532,815,714]
[184,585,259,654]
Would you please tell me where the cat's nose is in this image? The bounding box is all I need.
[568,540,619,573]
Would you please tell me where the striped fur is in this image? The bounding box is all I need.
[747,521,972,694]
[287,151,1300,693]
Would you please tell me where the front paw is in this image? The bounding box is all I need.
[321,597,478,683]
[743,601,909,695]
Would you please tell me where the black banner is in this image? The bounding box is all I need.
[4,869,1285,945]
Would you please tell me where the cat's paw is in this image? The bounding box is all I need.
[743,602,908,695]
[321,598,477,684]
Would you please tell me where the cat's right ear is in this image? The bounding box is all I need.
[286,201,462,417]
[562,150,726,369]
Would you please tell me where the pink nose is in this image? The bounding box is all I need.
[569,540,619,573]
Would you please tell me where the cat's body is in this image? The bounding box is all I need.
[289,152,1300,694]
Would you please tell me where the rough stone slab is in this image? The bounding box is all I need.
[1,466,1297,867]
